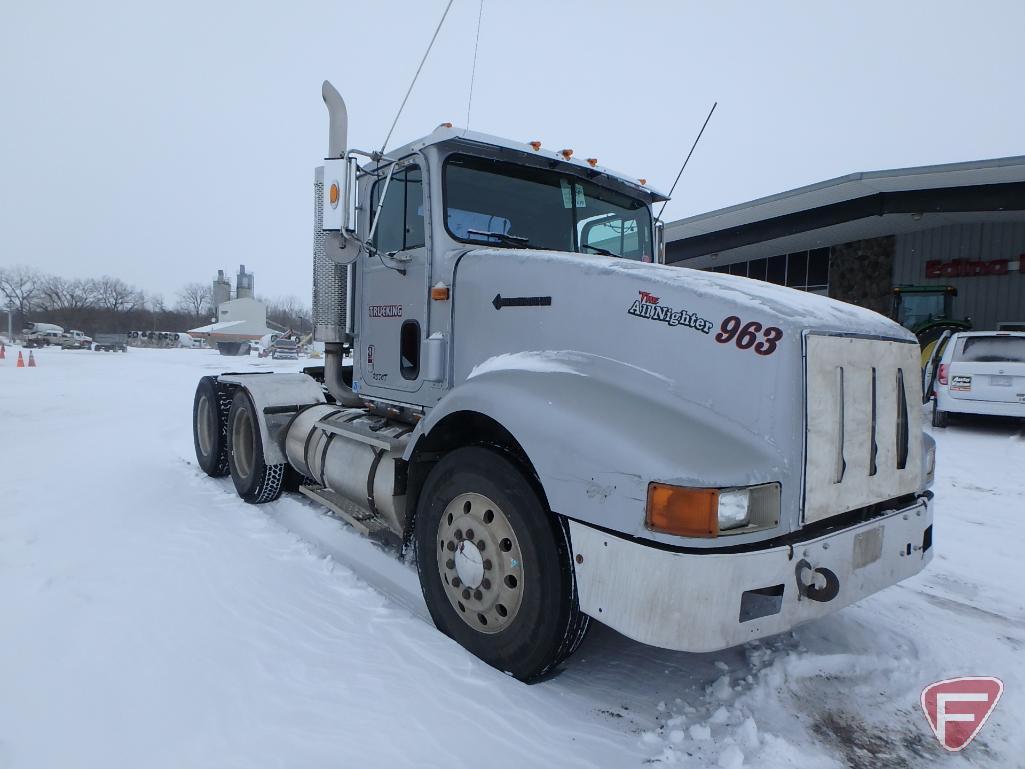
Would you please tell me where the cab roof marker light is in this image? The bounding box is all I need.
[529,141,542,151]
[586,158,598,167]
[560,148,573,159]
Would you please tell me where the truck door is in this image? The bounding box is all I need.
[922,329,951,402]
[358,163,429,396]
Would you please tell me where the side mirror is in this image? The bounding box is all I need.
[325,233,360,265]
[321,157,360,265]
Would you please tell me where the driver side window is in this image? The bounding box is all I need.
[371,165,425,253]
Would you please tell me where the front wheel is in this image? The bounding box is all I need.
[413,447,589,682]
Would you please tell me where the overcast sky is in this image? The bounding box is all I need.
[2,0,1023,304]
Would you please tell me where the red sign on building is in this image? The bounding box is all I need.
[926,255,1024,279]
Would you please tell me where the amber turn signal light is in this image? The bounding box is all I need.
[645,483,718,537]
[431,285,450,301]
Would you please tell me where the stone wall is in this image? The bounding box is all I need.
[828,236,895,316]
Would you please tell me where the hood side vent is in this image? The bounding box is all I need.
[896,368,909,471]
[834,367,846,484]
[869,367,878,477]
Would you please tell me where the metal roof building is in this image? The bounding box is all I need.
[664,156,1025,330]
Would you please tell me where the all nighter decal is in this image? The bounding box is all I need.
[627,291,713,334]
[627,290,784,356]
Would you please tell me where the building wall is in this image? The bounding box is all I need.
[828,236,894,316]
[894,222,1025,330]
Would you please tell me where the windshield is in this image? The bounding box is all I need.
[956,336,1025,363]
[444,154,653,261]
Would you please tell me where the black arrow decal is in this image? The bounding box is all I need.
[492,293,552,310]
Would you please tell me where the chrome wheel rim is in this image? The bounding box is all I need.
[436,492,524,634]
[231,406,255,479]
[197,395,214,457]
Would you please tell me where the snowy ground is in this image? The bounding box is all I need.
[1,345,1022,769]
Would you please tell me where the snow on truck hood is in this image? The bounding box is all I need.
[594,257,916,341]
[464,247,911,342]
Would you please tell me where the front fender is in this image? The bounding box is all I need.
[410,352,788,546]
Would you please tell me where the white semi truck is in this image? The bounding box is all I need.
[192,82,935,681]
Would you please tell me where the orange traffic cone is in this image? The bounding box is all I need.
[28,350,37,367]
[16,351,25,367]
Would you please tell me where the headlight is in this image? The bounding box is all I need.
[645,482,780,538]
[717,489,751,530]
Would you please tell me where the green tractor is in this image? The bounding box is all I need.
[890,285,971,366]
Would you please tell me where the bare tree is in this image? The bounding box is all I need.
[39,275,97,314]
[265,295,312,334]
[176,283,212,321]
[93,276,143,313]
[0,265,41,319]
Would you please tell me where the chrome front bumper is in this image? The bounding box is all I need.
[569,497,933,653]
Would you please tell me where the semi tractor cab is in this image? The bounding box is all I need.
[192,82,936,681]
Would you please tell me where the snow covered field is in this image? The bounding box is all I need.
[1,345,1022,769]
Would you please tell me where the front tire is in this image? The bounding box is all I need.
[413,447,589,682]
[226,390,285,504]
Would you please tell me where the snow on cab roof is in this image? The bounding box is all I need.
[379,124,668,202]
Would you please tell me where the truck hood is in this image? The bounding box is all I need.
[447,248,921,546]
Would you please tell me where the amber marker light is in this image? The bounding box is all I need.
[638,178,647,186]
[529,141,542,151]
[646,483,719,537]
[560,148,574,159]
[431,285,450,301]
[328,182,340,208]
[586,158,598,167]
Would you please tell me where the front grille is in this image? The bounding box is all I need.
[804,334,923,523]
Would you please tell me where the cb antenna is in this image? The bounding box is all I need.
[379,0,455,156]
[656,101,717,221]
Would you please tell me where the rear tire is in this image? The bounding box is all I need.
[932,401,949,428]
[193,376,231,477]
[413,447,589,682]
[226,390,285,504]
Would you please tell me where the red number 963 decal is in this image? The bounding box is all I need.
[715,316,784,356]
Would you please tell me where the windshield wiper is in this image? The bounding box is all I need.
[581,244,617,257]
[465,229,530,247]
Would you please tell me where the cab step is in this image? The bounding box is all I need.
[298,484,391,536]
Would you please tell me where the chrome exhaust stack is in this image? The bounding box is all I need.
[314,80,361,406]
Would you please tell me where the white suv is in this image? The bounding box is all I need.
[931,331,1025,427]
